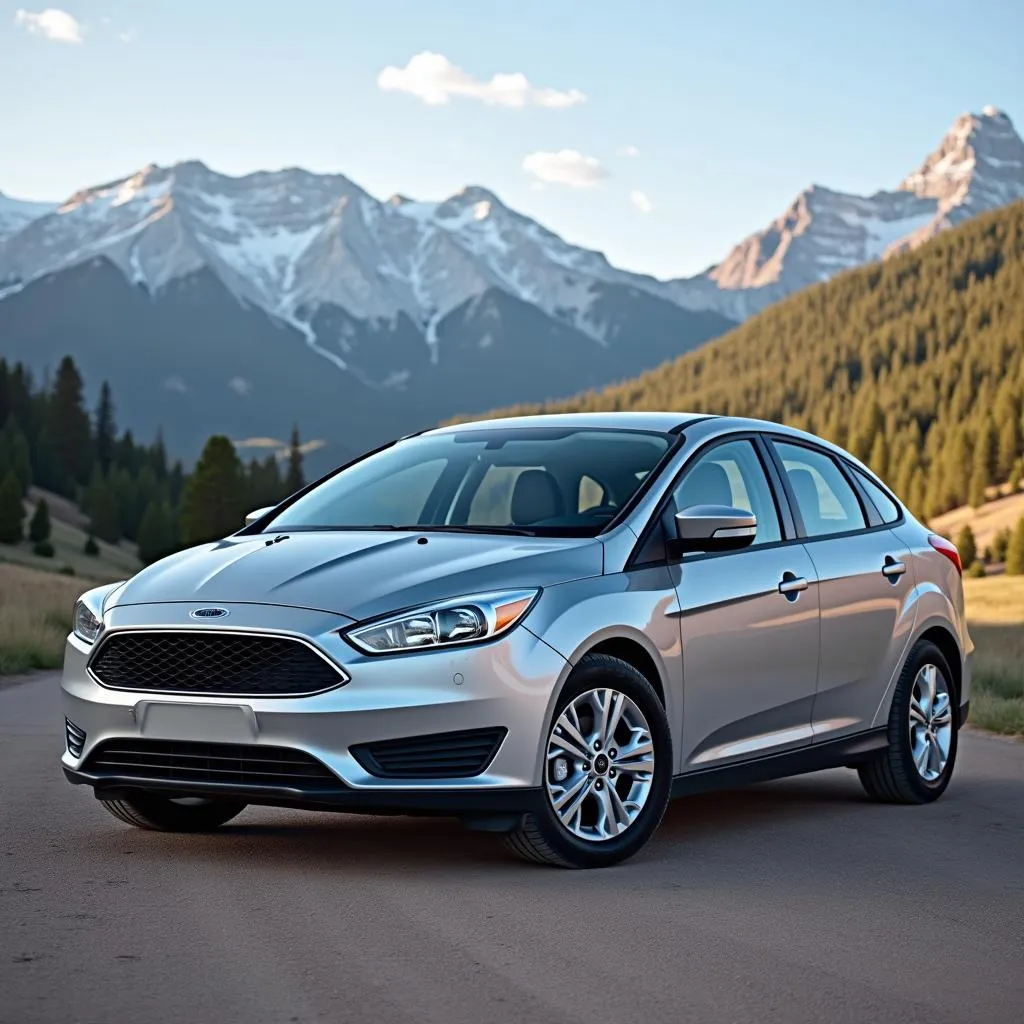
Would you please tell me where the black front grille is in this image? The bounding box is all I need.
[65,718,86,758]
[89,630,345,697]
[82,740,341,791]
[351,727,507,779]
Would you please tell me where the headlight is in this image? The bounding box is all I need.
[73,600,103,644]
[345,589,539,654]
[71,582,124,644]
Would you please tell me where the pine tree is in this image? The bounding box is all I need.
[94,381,116,473]
[867,433,889,483]
[968,454,988,508]
[992,527,1012,564]
[285,424,304,494]
[41,356,93,493]
[955,524,977,570]
[137,500,178,565]
[997,413,1021,480]
[180,436,246,546]
[84,468,121,544]
[1005,516,1024,576]
[0,471,25,544]
[28,498,51,544]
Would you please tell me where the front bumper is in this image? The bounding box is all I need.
[61,601,569,814]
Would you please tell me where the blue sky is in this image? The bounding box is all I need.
[1,0,1021,278]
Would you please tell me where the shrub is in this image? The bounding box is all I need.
[966,560,986,578]
[32,540,55,558]
[83,535,99,557]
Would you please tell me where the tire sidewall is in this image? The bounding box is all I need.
[530,656,673,868]
[893,640,958,801]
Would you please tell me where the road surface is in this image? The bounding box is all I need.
[2,673,1022,1024]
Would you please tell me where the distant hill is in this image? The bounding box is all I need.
[483,201,1024,520]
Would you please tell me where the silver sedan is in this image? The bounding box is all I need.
[62,413,971,867]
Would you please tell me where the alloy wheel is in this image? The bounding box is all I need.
[908,663,954,783]
[544,687,656,842]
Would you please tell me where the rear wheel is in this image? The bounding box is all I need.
[858,639,958,804]
[99,792,248,831]
[504,653,672,868]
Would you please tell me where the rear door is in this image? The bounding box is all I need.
[668,437,822,769]
[766,439,915,741]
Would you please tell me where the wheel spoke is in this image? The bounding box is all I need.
[603,692,626,749]
[909,697,927,727]
[914,740,931,774]
[549,730,590,763]
[555,777,592,826]
[930,692,952,727]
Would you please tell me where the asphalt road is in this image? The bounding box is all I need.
[2,673,1022,1024]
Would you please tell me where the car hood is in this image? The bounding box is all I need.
[110,531,604,621]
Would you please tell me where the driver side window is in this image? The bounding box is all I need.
[671,439,782,548]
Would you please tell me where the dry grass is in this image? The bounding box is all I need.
[0,562,86,675]
[931,488,1024,559]
[962,576,1024,736]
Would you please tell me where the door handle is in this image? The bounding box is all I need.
[778,573,809,595]
[882,557,907,579]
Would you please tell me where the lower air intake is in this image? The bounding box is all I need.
[351,727,507,779]
[82,740,341,792]
[65,718,86,758]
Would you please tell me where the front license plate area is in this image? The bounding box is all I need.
[136,702,256,743]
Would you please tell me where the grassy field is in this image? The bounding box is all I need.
[0,562,86,675]
[1,559,1021,737]
[961,576,1024,736]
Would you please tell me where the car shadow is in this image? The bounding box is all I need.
[84,770,875,875]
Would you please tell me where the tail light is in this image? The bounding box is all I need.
[928,534,962,577]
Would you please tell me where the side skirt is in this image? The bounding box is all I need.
[671,728,888,799]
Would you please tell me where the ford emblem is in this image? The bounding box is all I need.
[190,607,229,619]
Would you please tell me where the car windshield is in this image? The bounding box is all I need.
[264,427,674,537]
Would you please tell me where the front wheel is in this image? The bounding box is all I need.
[99,792,248,831]
[858,639,958,804]
[504,654,672,868]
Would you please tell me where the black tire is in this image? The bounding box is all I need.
[504,653,672,868]
[857,639,959,804]
[99,792,247,831]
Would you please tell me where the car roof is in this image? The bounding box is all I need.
[424,411,711,435]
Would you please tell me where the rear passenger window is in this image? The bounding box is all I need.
[773,442,866,538]
[853,469,901,524]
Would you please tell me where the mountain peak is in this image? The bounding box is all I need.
[898,106,1024,204]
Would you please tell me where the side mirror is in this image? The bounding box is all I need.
[245,506,274,527]
[673,504,757,554]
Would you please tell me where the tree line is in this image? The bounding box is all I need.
[0,355,306,564]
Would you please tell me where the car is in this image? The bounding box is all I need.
[61,412,972,868]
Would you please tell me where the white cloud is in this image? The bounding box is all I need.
[118,29,135,44]
[378,51,585,109]
[618,145,640,158]
[228,377,252,396]
[13,8,83,43]
[522,150,608,188]
[630,190,653,214]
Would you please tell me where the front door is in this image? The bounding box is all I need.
[669,438,822,769]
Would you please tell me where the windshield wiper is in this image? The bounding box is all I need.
[403,524,538,537]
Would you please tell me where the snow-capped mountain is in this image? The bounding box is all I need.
[667,107,1024,320]
[0,191,57,243]
[0,163,728,462]
[0,160,660,348]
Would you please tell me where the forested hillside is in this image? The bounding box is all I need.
[490,202,1024,519]
[0,357,307,565]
